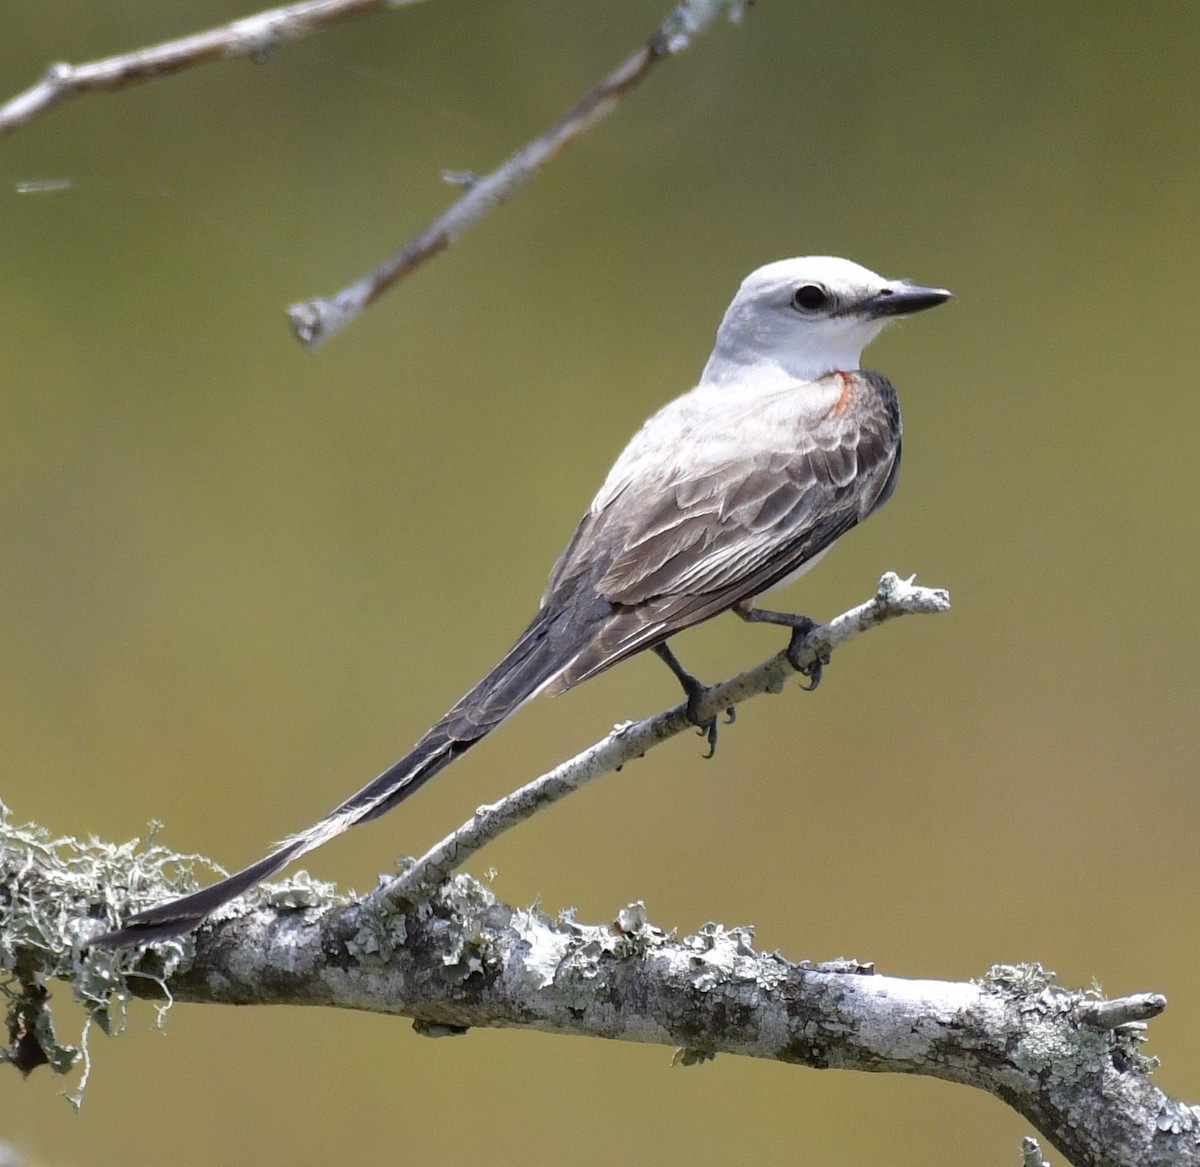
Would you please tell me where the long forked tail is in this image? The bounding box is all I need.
[92,594,609,947]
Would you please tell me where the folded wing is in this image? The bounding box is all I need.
[543,371,901,692]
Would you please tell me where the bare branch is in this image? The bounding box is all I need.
[284,0,751,348]
[0,0,434,140]
[382,571,949,908]
[1,0,748,345]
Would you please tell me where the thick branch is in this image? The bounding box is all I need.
[0,0,433,140]
[102,893,1200,1167]
[284,0,750,348]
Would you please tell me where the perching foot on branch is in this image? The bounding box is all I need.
[735,605,826,689]
[652,642,733,758]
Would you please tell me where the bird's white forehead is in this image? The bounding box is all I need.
[738,255,886,300]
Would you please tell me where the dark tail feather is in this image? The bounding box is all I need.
[92,597,607,948]
[90,841,307,947]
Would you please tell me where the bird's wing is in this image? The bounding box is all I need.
[543,371,900,691]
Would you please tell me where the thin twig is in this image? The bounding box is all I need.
[285,0,750,348]
[378,572,950,909]
[0,0,434,140]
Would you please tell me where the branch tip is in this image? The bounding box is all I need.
[286,0,749,344]
[1078,992,1167,1030]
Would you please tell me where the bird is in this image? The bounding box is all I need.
[93,256,951,947]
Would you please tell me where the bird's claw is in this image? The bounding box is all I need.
[684,689,734,758]
[785,620,828,690]
[653,642,732,758]
[685,690,721,759]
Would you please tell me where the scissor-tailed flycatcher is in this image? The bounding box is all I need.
[94,256,951,946]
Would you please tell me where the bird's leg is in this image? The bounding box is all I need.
[652,642,734,759]
[734,601,827,690]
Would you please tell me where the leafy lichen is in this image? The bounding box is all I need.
[980,961,1161,1082]
[0,801,208,1099]
[684,922,771,991]
[0,800,341,1103]
[1013,1017,1108,1079]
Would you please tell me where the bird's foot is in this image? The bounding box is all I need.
[785,621,829,690]
[682,684,736,759]
[653,642,733,758]
[736,605,827,690]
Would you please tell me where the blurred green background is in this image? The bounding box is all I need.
[2,1,1198,1163]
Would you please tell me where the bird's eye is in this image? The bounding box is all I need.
[792,284,830,312]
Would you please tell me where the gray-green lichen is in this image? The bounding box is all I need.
[551,934,617,1011]
[982,963,1105,1079]
[260,870,340,911]
[513,900,671,1011]
[1156,1099,1200,1135]
[980,962,1159,1081]
[0,801,204,1097]
[1013,1016,1108,1079]
[684,923,780,991]
[351,872,498,982]
[0,800,342,1099]
[979,962,1056,999]
[514,905,620,1009]
[347,876,416,965]
[434,873,498,985]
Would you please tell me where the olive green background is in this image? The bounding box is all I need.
[2,2,1198,1163]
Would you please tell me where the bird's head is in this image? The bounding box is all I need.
[702,256,952,386]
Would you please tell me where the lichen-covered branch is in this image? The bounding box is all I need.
[3,825,1197,1166]
[0,0,434,140]
[285,0,751,348]
[158,899,1195,1167]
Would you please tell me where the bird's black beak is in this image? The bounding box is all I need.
[864,283,954,317]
